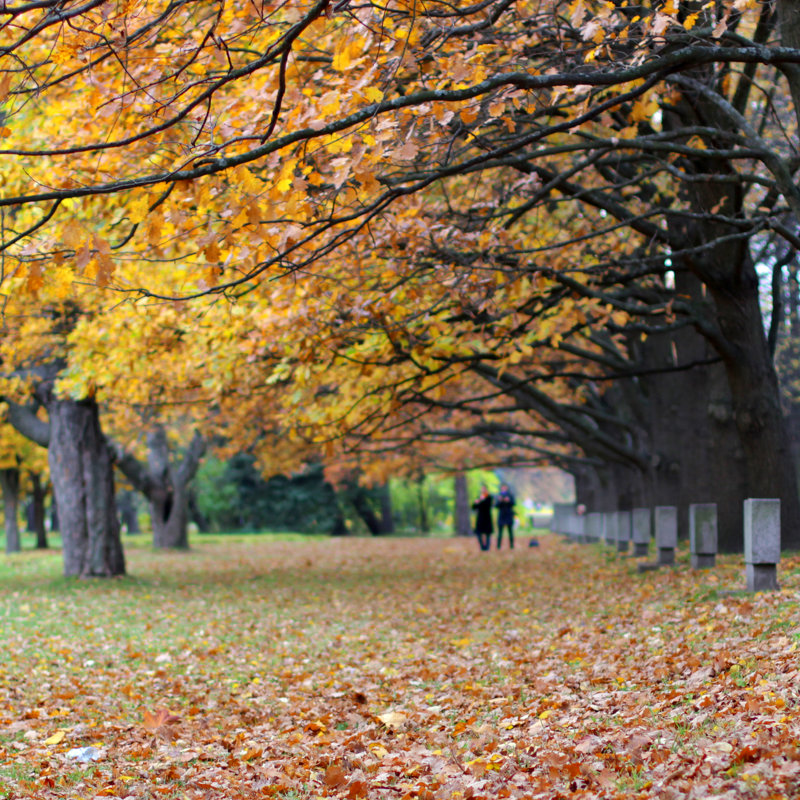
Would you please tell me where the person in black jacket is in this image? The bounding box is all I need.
[495,484,516,549]
[472,485,493,551]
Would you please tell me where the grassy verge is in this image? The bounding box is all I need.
[0,533,798,799]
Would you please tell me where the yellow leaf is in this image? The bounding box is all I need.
[333,42,352,72]
[319,90,341,117]
[631,97,659,122]
[364,86,383,103]
[538,710,552,720]
[683,12,699,30]
[45,730,66,745]
[128,194,149,224]
[51,265,74,299]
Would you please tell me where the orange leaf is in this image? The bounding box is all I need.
[324,764,347,788]
[142,708,181,740]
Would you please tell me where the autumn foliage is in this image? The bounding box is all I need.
[2,535,800,799]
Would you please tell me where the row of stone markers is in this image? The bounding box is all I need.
[550,500,781,592]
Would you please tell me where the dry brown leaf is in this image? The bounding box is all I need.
[377,710,407,728]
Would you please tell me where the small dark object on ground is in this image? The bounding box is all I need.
[528,538,540,547]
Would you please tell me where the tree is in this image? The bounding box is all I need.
[0,420,49,552]
[26,472,49,549]
[2,0,800,552]
[113,426,205,549]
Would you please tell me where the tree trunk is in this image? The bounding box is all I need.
[47,397,125,576]
[329,512,348,535]
[639,282,750,551]
[113,426,204,550]
[666,67,800,550]
[27,472,48,549]
[708,275,800,549]
[379,483,395,534]
[50,493,59,533]
[1,467,20,554]
[117,489,140,534]
[151,481,189,549]
[454,472,471,535]
[417,476,429,534]
[350,485,383,535]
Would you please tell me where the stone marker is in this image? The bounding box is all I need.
[566,510,584,542]
[655,506,677,566]
[617,510,631,553]
[574,512,587,543]
[550,503,569,534]
[690,503,717,568]
[603,511,615,546]
[744,498,780,592]
[587,512,602,543]
[632,508,651,557]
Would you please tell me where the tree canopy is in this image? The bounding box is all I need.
[2,0,800,571]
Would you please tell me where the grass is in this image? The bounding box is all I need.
[0,533,799,799]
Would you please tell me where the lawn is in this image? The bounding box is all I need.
[1,533,799,799]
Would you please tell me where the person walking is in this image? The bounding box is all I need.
[472,485,493,551]
[495,484,516,549]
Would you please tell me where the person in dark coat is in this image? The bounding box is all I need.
[495,484,516,549]
[472,485,493,551]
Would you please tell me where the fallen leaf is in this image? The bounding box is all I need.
[325,763,347,787]
[142,708,181,741]
[707,741,734,753]
[377,710,407,728]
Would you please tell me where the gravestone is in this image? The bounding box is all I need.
[586,512,602,543]
[603,511,616,546]
[550,503,570,535]
[655,506,677,566]
[617,510,631,553]
[566,510,584,542]
[690,503,717,569]
[632,508,651,557]
[744,498,780,592]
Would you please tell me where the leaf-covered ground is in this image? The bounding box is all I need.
[1,533,800,799]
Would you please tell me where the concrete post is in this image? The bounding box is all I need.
[573,512,586,543]
[744,499,780,592]
[690,503,718,569]
[617,510,631,553]
[655,506,677,565]
[603,512,615,546]
[586,512,601,542]
[632,508,651,557]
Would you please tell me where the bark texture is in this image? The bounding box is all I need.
[1,467,20,554]
[379,484,395,534]
[454,472,472,536]
[117,489,141,535]
[47,396,125,576]
[26,472,48,549]
[113,426,205,549]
